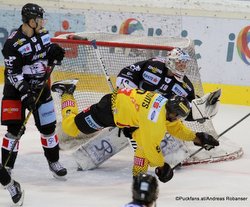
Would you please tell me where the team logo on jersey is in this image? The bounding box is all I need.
[4,56,16,67]
[148,65,162,74]
[18,43,32,55]
[164,77,172,84]
[13,38,26,47]
[142,71,161,85]
[129,64,141,72]
[182,82,192,91]
[41,34,50,45]
[172,83,188,97]
[147,94,167,122]
[31,37,37,43]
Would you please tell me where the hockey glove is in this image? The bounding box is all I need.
[21,90,38,111]
[47,43,65,66]
[122,127,138,139]
[194,132,219,150]
[155,163,173,183]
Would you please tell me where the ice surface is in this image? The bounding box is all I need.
[0,98,250,206]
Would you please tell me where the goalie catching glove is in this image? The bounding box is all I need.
[155,162,173,183]
[191,89,221,122]
[194,132,219,150]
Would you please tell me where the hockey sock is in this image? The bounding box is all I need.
[61,94,80,137]
[41,132,59,162]
[61,93,78,119]
[0,164,11,185]
[1,135,19,168]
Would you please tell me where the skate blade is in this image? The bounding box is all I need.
[12,190,24,206]
[52,172,67,181]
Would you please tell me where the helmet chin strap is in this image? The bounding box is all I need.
[27,19,39,35]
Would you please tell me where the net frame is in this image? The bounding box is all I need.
[51,32,243,165]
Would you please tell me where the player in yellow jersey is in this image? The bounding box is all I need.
[52,80,219,183]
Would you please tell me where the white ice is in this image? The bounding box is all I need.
[0,102,250,207]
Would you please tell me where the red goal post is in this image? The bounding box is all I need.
[51,32,243,166]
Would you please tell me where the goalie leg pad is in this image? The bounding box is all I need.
[73,127,129,170]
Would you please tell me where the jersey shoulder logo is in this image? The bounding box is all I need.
[171,83,188,97]
[148,65,163,74]
[4,56,16,67]
[41,33,50,45]
[13,38,26,47]
[147,94,167,122]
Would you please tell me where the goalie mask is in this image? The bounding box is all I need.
[132,173,159,204]
[166,47,191,82]
[21,3,44,23]
[166,95,191,121]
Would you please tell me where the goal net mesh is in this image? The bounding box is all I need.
[51,32,243,166]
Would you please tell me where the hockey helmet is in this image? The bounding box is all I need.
[166,95,191,121]
[21,3,44,23]
[166,47,191,82]
[132,173,159,204]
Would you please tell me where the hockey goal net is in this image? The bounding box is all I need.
[51,32,243,166]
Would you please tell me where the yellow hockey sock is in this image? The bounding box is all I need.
[61,94,78,118]
[61,94,80,137]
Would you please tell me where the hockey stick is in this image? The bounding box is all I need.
[4,62,59,167]
[90,39,115,91]
[172,112,250,170]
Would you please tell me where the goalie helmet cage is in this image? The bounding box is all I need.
[51,32,243,166]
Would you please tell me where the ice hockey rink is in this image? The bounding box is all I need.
[0,92,250,207]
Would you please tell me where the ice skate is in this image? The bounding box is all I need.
[51,79,78,95]
[48,161,67,181]
[5,180,24,206]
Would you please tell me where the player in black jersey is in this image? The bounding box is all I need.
[1,3,67,184]
[116,48,195,114]
[123,173,159,207]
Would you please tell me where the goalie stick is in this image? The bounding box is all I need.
[172,112,250,170]
[90,39,115,91]
[4,61,59,167]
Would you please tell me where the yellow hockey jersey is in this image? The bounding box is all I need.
[112,88,196,168]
